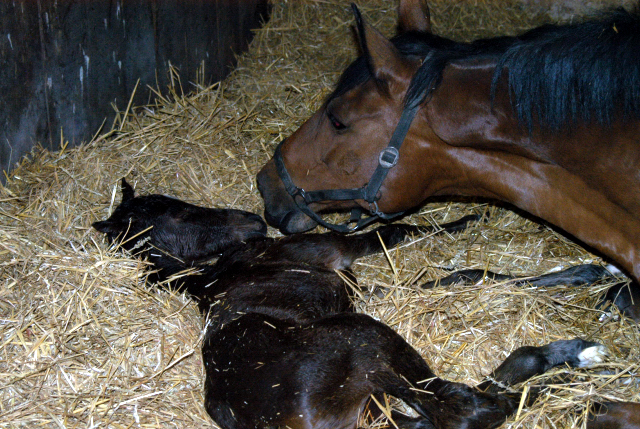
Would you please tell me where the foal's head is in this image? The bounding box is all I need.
[93,178,267,262]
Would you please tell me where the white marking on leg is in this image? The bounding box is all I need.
[578,345,608,367]
[605,264,623,276]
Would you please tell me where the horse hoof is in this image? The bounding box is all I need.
[578,344,608,367]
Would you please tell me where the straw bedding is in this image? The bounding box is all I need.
[1,1,638,428]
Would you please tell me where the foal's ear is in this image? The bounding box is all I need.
[352,4,407,88]
[398,0,431,34]
[121,178,135,202]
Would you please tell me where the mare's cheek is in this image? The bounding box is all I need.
[336,150,361,176]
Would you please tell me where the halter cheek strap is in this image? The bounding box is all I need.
[273,101,421,233]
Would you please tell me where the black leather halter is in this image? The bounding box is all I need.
[273,101,421,233]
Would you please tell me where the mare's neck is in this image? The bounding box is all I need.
[420,61,640,279]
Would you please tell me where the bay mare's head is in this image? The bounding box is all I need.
[257,0,436,234]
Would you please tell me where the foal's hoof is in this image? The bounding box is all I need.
[544,338,607,369]
[577,343,608,367]
[597,281,640,323]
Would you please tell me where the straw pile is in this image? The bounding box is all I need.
[1,1,638,428]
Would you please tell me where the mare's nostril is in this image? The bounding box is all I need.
[280,210,317,234]
[230,211,267,239]
[263,208,282,229]
[248,213,268,237]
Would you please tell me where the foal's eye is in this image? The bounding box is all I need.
[327,112,347,131]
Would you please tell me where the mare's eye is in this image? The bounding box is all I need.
[327,112,347,131]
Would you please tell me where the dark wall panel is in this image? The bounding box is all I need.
[0,0,270,176]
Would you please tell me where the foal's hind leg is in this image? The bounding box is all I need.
[599,281,640,322]
[587,401,640,429]
[421,264,612,289]
[389,339,605,429]
[471,339,608,428]
[477,338,606,394]
[421,264,640,322]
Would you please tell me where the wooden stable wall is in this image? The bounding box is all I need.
[0,0,270,178]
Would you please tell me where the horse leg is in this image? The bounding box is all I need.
[421,264,612,288]
[388,338,604,429]
[345,214,481,265]
[318,313,519,429]
[421,264,640,322]
[201,312,441,429]
[477,338,606,394]
[272,214,482,271]
[421,268,513,288]
[600,281,640,322]
[481,340,639,429]
[203,313,606,429]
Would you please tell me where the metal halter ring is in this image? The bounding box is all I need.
[378,147,399,169]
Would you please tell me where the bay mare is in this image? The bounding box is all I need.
[257,0,640,321]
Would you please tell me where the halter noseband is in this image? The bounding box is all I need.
[273,101,421,233]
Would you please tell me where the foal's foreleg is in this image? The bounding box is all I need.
[270,214,481,270]
[363,214,481,254]
[337,214,482,269]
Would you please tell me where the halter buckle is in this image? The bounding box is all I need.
[378,147,399,169]
[292,187,307,201]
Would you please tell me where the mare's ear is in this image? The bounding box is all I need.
[121,178,135,202]
[398,0,431,34]
[352,4,408,88]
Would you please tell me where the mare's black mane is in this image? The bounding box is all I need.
[330,6,640,130]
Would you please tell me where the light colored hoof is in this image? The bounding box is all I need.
[578,345,608,367]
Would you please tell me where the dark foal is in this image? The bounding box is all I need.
[95,179,608,429]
